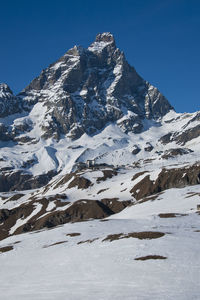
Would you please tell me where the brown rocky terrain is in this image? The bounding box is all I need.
[131,164,200,200]
[0,197,132,240]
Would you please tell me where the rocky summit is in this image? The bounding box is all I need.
[2,32,172,142]
[0,33,200,299]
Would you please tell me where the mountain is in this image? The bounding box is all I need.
[0,32,176,191]
[0,32,200,299]
[2,33,172,142]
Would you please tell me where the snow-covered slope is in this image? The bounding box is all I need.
[0,186,200,299]
[0,108,200,193]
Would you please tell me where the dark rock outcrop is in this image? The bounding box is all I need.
[131,164,200,200]
[0,84,24,118]
[174,125,200,145]
[162,148,193,159]
[68,176,92,189]
[159,132,173,144]
[132,145,141,155]
[144,142,153,152]
[0,198,132,240]
[0,170,56,192]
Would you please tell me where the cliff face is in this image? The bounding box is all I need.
[0,83,24,118]
[15,32,172,140]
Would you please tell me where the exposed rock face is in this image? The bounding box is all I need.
[162,148,193,159]
[132,145,141,155]
[68,176,92,189]
[159,111,200,146]
[0,197,131,240]
[0,84,24,118]
[144,142,153,152]
[174,125,200,145]
[16,32,173,140]
[159,132,173,144]
[0,170,56,192]
[130,164,200,200]
[0,32,200,244]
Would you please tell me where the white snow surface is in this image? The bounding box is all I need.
[0,108,200,178]
[0,185,200,299]
[0,109,200,299]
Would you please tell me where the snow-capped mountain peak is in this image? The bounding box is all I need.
[0,83,24,118]
[0,83,13,97]
[1,32,199,195]
[10,33,172,141]
[88,32,116,53]
[95,32,115,43]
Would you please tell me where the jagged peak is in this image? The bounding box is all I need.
[65,45,85,57]
[0,83,13,94]
[95,32,115,43]
[88,32,116,53]
[15,32,173,141]
[0,82,12,94]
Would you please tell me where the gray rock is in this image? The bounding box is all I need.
[162,148,193,159]
[0,84,24,118]
[132,145,141,155]
[17,33,173,140]
[144,142,154,152]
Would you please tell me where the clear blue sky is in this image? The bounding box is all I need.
[0,0,199,113]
